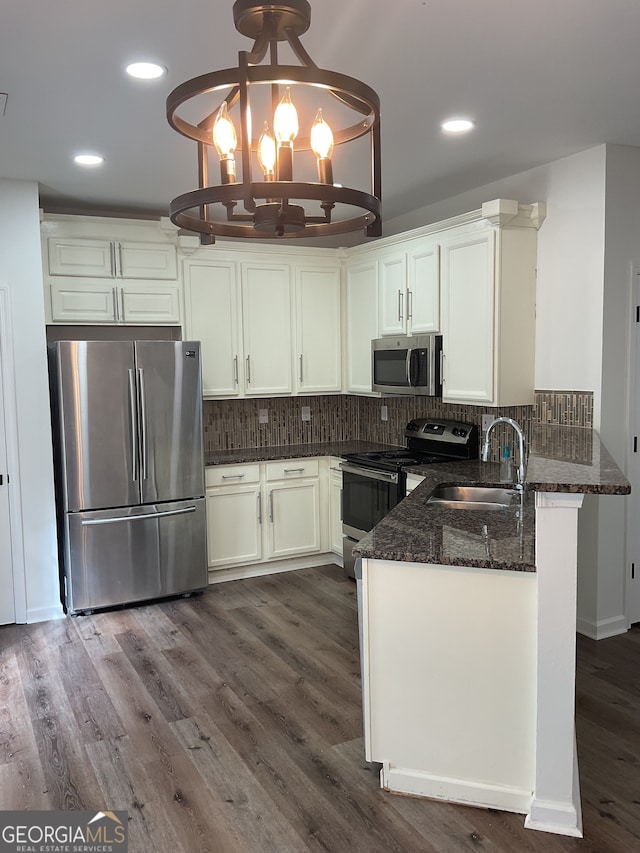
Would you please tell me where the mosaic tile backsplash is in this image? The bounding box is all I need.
[203,390,594,461]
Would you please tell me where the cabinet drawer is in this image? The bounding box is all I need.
[205,464,260,487]
[265,458,319,481]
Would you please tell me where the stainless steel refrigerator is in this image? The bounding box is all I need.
[49,340,207,615]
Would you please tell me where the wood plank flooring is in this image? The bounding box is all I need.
[1,564,639,852]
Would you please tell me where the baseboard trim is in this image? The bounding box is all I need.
[208,552,341,584]
[576,614,627,640]
[380,763,532,815]
[26,603,65,624]
[524,798,583,837]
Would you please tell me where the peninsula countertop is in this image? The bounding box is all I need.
[353,426,630,573]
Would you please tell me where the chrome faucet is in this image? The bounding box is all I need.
[481,417,527,486]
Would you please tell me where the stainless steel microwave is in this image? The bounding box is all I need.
[371,334,442,395]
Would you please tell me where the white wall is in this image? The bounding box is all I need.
[0,180,62,622]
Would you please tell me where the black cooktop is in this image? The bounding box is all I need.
[342,449,450,472]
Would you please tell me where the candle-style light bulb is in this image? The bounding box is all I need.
[273,87,298,146]
[311,108,334,185]
[212,101,237,183]
[273,87,298,181]
[258,122,276,179]
[311,109,333,160]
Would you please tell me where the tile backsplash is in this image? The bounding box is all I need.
[203,390,594,458]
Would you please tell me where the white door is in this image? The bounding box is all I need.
[378,252,407,336]
[345,258,378,394]
[626,268,640,625]
[407,238,440,334]
[265,480,320,560]
[0,323,14,624]
[440,230,495,403]
[185,260,243,398]
[242,263,293,396]
[206,486,262,569]
[295,266,342,393]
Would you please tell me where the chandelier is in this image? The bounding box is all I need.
[166,0,382,243]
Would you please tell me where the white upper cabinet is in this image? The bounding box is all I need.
[294,265,342,394]
[184,259,242,397]
[241,262,293,396]
[440,230,496,404]
[49,279,181,325]
[345,257,379,394]
[378,237,440,336]
[184,251,341,399]
[406,239,440,334]
[42,216,181,325]
[439,200,541,406]
[47,237,177,280]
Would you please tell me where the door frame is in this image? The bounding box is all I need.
[0,286,27,623]
[625,264,640,627]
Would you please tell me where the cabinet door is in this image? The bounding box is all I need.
[265,480,320,560]
[206,485,262,569]
[118,242,177,280]
[50,279,118,323]
[185,261,243,397]
[345,259,378,394]
[407,239,440,333]
[441,230,495,403]
[295,266,342,393]
[120,282,181,324]
[378,252,407,336]
[242,263,292,396]
[48,237,114,277]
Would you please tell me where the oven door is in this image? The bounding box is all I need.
[341,462,405,538]
[341,462,406,580]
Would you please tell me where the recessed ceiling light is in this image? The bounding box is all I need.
[126,62,167,80]
[74,153,104,166]
[441,118,476,134]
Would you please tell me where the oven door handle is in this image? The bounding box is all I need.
[340,462,400,484]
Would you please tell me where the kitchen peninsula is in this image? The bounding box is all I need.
[353,425,630,838]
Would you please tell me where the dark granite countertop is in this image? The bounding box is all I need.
[204,440,398,466]
[205,427,630,574]
[354,427,630,572]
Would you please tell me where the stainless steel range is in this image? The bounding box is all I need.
[341,418,479,579]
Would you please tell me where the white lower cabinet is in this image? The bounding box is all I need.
[205,458,326,572]
[205,464,262,569]
[264,460,321,560]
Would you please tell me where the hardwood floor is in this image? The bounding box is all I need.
[1,564,639,852]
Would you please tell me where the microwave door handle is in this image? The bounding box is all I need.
[407,348,419,387]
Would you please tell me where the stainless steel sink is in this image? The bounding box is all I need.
[426,484,521,511]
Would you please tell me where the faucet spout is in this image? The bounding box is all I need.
[481,417,527,485]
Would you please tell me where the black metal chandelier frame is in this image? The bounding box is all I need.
[166,0,382,242]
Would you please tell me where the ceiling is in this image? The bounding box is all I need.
[3,0,640,246]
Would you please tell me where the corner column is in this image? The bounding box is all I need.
[525,491,584,837]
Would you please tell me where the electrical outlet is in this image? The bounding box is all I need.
[301,406,311,422]
[258,409,268,424]
[482,414,495,433]
[381,405,389,422]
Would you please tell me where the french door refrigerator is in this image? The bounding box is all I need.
[49,340,207,615]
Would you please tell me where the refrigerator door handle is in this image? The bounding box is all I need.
[137,367,148,480]
[128,369,138,481]
[81,506,197,526]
